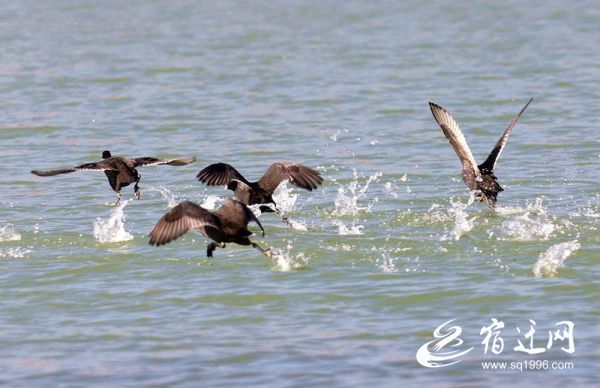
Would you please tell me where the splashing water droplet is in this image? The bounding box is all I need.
[377,253,398,273]
[533,240,580,278]
[441,198,475,241]
[269,241,309,272]
[334,169,381,216]
[93,200,134,243]
[0,224,21,242]
[332,219,363,235]
[0,247,32,258]
[143,186,178,208]
[330,130,341,141]
[272,182,298,213]
[201,195,222,210]
[498,197,557,241]
[331,170,381,235]
[384,181,398,198]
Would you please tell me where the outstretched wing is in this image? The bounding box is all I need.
[429,102,480,190]
[148,201,220,246]
[31,159,118,176]
[31,168,78,176]
[196,163,249,185]
[478,98,533,174]
[133,156,196,167]
[257,163,324,194]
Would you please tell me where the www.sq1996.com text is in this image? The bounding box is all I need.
[481,360,574,371]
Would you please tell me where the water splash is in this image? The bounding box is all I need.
[144,186,178,208]
[0,224,21,242]
[0,247,32,258]
[375,252,422,273]
[332,170,381,235]
[93,200,134,243]
[269,241,309,272]
[384,181,399,198]
[334,170,381,216]
[376,253,398,273]
[329,129,342,141]
[441,195,476,241]
[247,204,263,219]
[272,182,298,213]
[533,240,580,278]
[332,219,363,235]
[201,195,222,210]
[271,182,309,230]
[498,198,556,241]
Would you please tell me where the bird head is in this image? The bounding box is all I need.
[102,150,112,159]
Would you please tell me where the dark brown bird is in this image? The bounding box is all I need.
[429,98,533,207]
[196,162,324,225]
[148,199,270,258]
[31,150,196,205]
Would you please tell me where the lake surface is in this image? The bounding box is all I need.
[1,0,598,385]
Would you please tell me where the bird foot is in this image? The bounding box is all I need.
[281,217,293,228]
[135,190,141,200]
[252,242,272,257]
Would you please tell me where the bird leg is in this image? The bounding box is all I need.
[257,204,292,227]
[251,242,272,257]
[114,192,121,206]
[207,242,217,258]
[207,242,226,258]
[274,205,293,227]
[263,201,293,227]
[134,176,141,200]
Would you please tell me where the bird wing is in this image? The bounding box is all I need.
[133,156,196,167]
[31,168,78,176]
[148,201,220,246]
[478,98,533,174]
[429,102,481,190]
[257,162,324,194]
[31,159,119,176]
[196,163,249,185]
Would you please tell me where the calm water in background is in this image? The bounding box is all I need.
[1,0,598,385]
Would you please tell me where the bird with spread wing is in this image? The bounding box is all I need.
[196,162,323,225]
[429,98,533,207]
[149,199,271,258]
[31,150,196,205]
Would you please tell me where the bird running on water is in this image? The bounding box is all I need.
[196,162,324,225]
[149,199,271,258]
[429,98,533,207]
[31,150,196,205]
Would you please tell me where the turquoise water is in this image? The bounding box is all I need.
[1,1,598,385]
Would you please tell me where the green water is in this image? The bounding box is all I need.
[1,0,598,385]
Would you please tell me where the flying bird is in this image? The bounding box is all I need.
[31,150,196,205]
[196,162,323,225]
[149,199,271,258]
[429,98,533,207]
